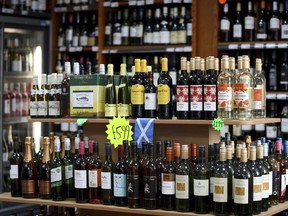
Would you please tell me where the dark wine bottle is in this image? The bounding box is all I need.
[225,145,234,214]
[219,3,230,42]
[63,138,74,198]
[263,143,272,207]
[275,140,286,203]
[284,141,288,201]
[155,141,164,208]
[207,144,216,211]
[144,66,157,118]
[173,143,181,169]
[61,62,71,118]
[39,137,51,199]
[244,1,255,41]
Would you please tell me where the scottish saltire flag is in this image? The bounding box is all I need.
[134,118,155,148]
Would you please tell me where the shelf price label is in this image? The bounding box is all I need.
[212,117,224,131]
[146,0,154,4]
[106,116,133,148]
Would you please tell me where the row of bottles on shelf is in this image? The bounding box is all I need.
[56,0,98,7]
[9,133,288,215]
[219,0,288,42]
[1,0,47,12]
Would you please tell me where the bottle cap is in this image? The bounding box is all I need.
[161,57,168,72]
[65,62,71,74]
[257,145,264,159]
[64,137,71,151]
[79,141,85,155]
[135,59,141,72]
[54,137,61,153]
[89,139,94,153]
[174,143,181,157]
[240,147,247,162]
[120,64,127,76]
[226,145,232,160]
[249,146,256,161]
[190,58,195,71]
[198,145,206,159]
[107,64,114,75]
[181,57,187,70]
[73,62,80,75]
[181,144,189,159]
[99,64,105,74]
[140,59,147,73]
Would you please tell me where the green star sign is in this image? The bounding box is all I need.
[212,117,224,131]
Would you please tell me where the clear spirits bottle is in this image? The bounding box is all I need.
[254,58,266,118]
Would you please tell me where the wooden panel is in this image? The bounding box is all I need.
[98,0,105,65]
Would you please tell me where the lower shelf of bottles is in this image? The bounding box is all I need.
[0,192,287,216]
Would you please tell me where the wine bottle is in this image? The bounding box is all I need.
[234,147,253,215]
[254,58,266,118]
[207,144,216,211]
[102,142,115,205]
[75,141,88,203]
[155,141,163,208]
[244,1,255,41]
[170,7,178,45]
[176,57,189,119]
[3,83,11,118]
[256,0,268,40]
[118,64,130,118]
[65,14,73,47]
[152,9,161,44]
[220,3,230,42]
[130,10,137,46]
[88,141,102,204]
[114,145,127,206]
[63,138,74,198]
[225,145,234,213]
[144,9,153,45]
[178,7,187,45]
[85,139,94,164]
[281,0,288,39]
[127,141,140,208]
[162,146,175,210]
[136,8,144,46]
[10,137,23,197]
[284,141,288,201]
[160,7,170,45]
[280,51,288,91]
[80,15,88,47]
[139,141,148,208]
[61,62,71,118]
[144,66,157,118]
[275,140,286,203]
[105,64,117,119]
[158,57,173,119]
[121,9,129,46]
[105,12,113,46]
[270,1,280,40]
[263,143,273,207]
[175,144,191,212]
[233,2,243,41]
[72,13,80,47]
[153,56,160,87]
[48,73,61,118]
[39,137,51,199]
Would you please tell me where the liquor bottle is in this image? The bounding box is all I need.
[102,142,115,205]
[234,147,253,215]
[143,143,158,209]
[158,57,173,119]
[80,15,88,47]
[263,143,273,207]
[63,138,74,198]
[170,7,178,44]
[160,7,170,44]
[194,145,210,214]
[65,14,73,47]
[281,0,288,39]
[136,8,144,45]
[284,141,288,201]
[269,51,277,91]
[114,145,127,206]
[144,9,153,45]
[175,144,190,212]
[207,144,216,211]
[10,138,23,197]
[61,62,71,118]
[173,143,181,169]
[105,64,117,119]
[113,11,121,46]
[176,57,189,119]
[203,56,217,120]
[162,147,175,211]
[178,7,187,44]
[37,74,48,118]
[275,140,286,203]
[256,145,269,211]
[105,12,113,46]
[131,59,144,118]
[220,3,230,42]
[233,2,243,41]
[256,0,268,40]
[153,56,160,87]
[153,9,161,44]
[118,63,130,118]
[254,58,266,118]
[280,51,288,91]
[88,141,102,204]
[144,66,157,118]
[270,1,280,40]
[247,146,262,214]
[74,141,88,203]
[39,137,51,199]
[127,141,140,208]
[22,82,29,116]
[50,137,65,201]
[244,1,255,41]
[213,147,232,215]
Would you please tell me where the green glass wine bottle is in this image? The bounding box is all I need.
[63,137,74,198]
[105,64,117,119]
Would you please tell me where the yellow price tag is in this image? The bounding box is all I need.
[106,116,133,148]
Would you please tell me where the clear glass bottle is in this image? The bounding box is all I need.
[254,58,266,118]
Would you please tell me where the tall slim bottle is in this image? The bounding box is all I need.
[118,64,130,118]
[144,66,157,118]
[105,64,117,118]
[37,74,48,118]
[226,145,234,213]
[30,75,38,118]
[207,144,216,211]
[155,141,163,208]
[63,137,74,198]
[275,140,286,203]
[269,142,280,205]
[263,143,273,207]
[284,141,288,201]
[61,62,71,118]
[254,58,266,118]
[39,137,51,199]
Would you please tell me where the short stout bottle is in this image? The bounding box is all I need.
[275,140,286,203]
[118,64,130,118]
[114,145,127,206]
[10,138,23,197]
[105,64,117,118]
[127,141,141,208]
[63,138,74,198]
[39,137,51,199]
[21,137,37,198]
[175,144,191,212]
[161,147,175,210]
[74,141,88,203]
[51,137,65,201]
[102,142,115,205]
[234,148,253,216]
[61,62,71,118]
[144,66,157,118]
[194,145,210,214]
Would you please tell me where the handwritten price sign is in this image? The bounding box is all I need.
[106,116,133,148]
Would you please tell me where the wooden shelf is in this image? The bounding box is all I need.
[54,4,98,13]
[267,91,288,100]
[4,72,34,78]
[0,8,50,18]
[58,46,98,53]
[218,41,288,50]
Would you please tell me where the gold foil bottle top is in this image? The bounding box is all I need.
[174,143,181,157]
[237,2,241,11]
[242,55,250,69]
[257,145,264,159]
[181,57,187,71]
[220,147,227,161]
[201,58,205,71]
[249,146,256,161]
[236,144,242,158]
[134,59,140,72]
[120,64,127,76]
[240,147,248,163]
[229,57,235,70]
[221,56,229,70]
[195,57,201,70]
[181,144,189,159]
[214,58,219,71]
[161,57,168,72]
[132,66,135,76]
[207,56,215,70]
[140,59,147,73]
[190,58,195,71]
[42,137,51,163]
[187,61,191,73]
[220,141,225,148]
[147,65,152,72]
[25,137,32,145]
[255,58,262,71]
[107,64,114,75]
[226,145,232,160]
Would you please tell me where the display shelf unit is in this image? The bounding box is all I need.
[0,8,51,18]
[267,91,288,100]
[218,41,288,51]
[54,3,98,13]
[103,0,192,8]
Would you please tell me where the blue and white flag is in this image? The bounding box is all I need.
[134,118,155,148]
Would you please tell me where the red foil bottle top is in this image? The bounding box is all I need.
[276,141,282,151]
[89,140,94,153]
[79,141,85,155]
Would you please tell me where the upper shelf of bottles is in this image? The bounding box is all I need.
[54,3,98,13]
[0,8,50,18]
[218,41,288,50]
[28,118,281,126]
[103,0,192,8]
[58,46,98,52]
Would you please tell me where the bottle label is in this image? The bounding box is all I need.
[74,170,87,189]
[58,36,64,47]
[16,98,22,114]
[281,172,286,196]
[31,0,37,10]
[89,170,98,188]
[161,173,175,195]
[160,31,170,44]
[130,26,137,37]
[169,71,177,85]
[80,35,88,46]
[114,174,127,197]
[266,126,277,139]
[127,175,140,198]
[105,26,111,35]
[158,84,171,105]
[220,19,230,31]
[66,29,73,41]
[262,174,270,198]
[131,84,145,105]
[72,35,79,47]
[175,174,189,199]
[145,93,157,110]
[12,60,22,72]
[194,179,209,196]
[218,84,232,109]
[253,87,263,109]
[10,165,18,179]
[118,104,129,117]
[253,176,262,201]
[281,24,288,39]
[234,84,251,108]
[244,16,255,29]
[121,26,129,37]
[38,0,46,10]
[136,24,143,38]
[232,176,235,199]
[101,172,112,189]
[176,85,189,111]
[51,167,62,183]
[143,175,157,199]
[22,180,35,194]
[269,68,277,86]
[144,32,153,44]
[187,23,192,36]
[269,171,273,195]
[4,99,10,115]
[281,118,288,132]
[272,171,279,197]
[11,98,16,112]
[49,101,60,116]
[65,164,73,180]
[204,85,217,111]
[152,32,160,44]
[30,101,38,116]
[270,18,280,29]
[39,180,51,195]
[233,24,242,38]
[190,85,203,111]
[213,177,227,202]
[178,30,187,44]
[88,37,95,46]
[234,178,249,204]
[153,73,159,87]
[105,104,117,117]
[170,31,178,44]
[210,177,214,193]
[256,33,267,40]
[23,98,29,114]
[113,32,122,45]
[255,124,265,131]
[38,101,47,116]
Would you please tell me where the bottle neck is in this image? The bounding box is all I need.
[24,144,32,162]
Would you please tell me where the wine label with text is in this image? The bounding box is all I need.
[118,103,129,117]
[89,170,98,188]
[161,173,175,195]
[152,32,160,44]
[80,35,88,46]
[65,164,73,180]
[114,174,127,197]
[233,24,242,38]
[4,99,10,115]
[144,175,157,200]
[176,175,189,199]
[281,119,288,132]
[281,173,286,196]
[51,167,62,183]
[269,171,273,195]
[262,174,270,199]
[194,179,209,196]
[105,104,117,117]
[178,30,187,44]
[234,178,249,204]
[38,101,48,116]
[176,85,189,111]
[121,26,129,37]
[254,87,263,109]
[131,84,145,105]
[101,172,112,189]
[213,177,227,202]
[244,16,254,29]
[204,85,217,111]
[158,84,171,105]
[127,175,140,198]
[144,32,153,44]
[145,93,156,110]
[234,84,252,108]
[266,126,277,139]
[22,180,35,194]
[39,180,51,195]
[10,165,18,179]
[218,84,232,109]
[190,85,203,111]
[74,170,87,189]
[49,101,60,116]
[270,18,280,29]
[281,24,288,39]
[220,19,230,31]
[253,176,262,201]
